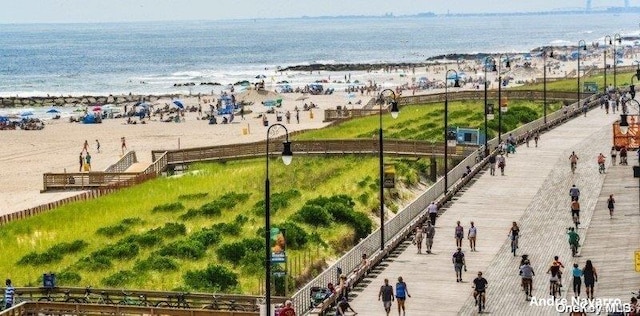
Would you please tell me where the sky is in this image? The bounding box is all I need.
[0,0,634,24]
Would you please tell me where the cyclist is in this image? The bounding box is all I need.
[473,271,488,308]
[597,153,606,174]
[551,256,566,286]
[569,184,580,202]
[519,260,535,299]
[567,227,580,257]
[569,151,579,173]
[547,263,561,296]
[570,199,580,229]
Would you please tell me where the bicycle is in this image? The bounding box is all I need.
[155,292,190,309]
[599,162,605,174]
[118,291,151,306]
[570,241,579,257]
[572,214,580,230]
[550,280,561,299]
[570,162,576,174]
[201,295,246,311]
[522,278,533,300]
[511,236,519,257]
[474,288,487,313]
[78,287,113,305]
[38,289,76,303]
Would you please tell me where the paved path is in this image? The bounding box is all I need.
[348,110,624,316]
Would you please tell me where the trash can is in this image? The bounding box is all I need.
[263,120,269,127]
[43,273,56,288]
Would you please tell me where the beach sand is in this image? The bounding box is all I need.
[1,47,635,216]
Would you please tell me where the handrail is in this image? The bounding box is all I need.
[104,151,138,173]
[0,301,257,315]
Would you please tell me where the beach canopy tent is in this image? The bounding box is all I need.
[82,114,99,124]
[172,100,185,109]
[46,108,60,114]
[0,116,8,122]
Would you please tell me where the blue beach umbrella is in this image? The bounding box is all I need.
[46,108,60,114]
[172,100,185,109]
[20,112,33,117]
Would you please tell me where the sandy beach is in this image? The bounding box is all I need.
[2,46,638,216]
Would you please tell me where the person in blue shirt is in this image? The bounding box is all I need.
[395,276,411,316]
[4,279,15,309]
[572,263,583,297]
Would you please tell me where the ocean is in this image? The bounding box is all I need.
[0,13,639,97]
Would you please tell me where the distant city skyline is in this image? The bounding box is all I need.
[1,0,638,24]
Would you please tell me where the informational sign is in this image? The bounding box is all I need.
[383,164,396,189]
[486,103,494,120]
[447,128,457,147]
[271,228,286,264]
[635,250,640,272]
[584,81,598,93]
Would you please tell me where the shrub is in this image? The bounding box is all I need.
[17,252,61,265]
[276,221,308,249]
[239,252,264,275]
[252,189,300,215]
[179,192,250,219]
[151,202,185,213]
[49,240,89,254]
[123,233,162,248]
[96,218,143,237]
[134,256,178,271]
[177,192,209,200]
[153,222,187,238]
[75,255,112,271]
[350,212,373,240]
[56,271,82,285]
[189,228,221,247]
[157,240,205,259]
[216,242,247,265]
[295,204,331,228]
[94,242,139,260]
[102,270,137,287]
[241,238,263,252]
[183,265,238,291]
[120,217,143,226]
[234,214,249,225]
[212,222,242,236]
[357,192,370,205]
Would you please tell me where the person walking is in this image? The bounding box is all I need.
[424,221,435,254]
[279,300,296,316]
[534,131,540,147]
[395,276,410,316]
[607,194,615,219]
[121,136,127,155]
[414,225,423,254]
[83,139,89,152]
[569,184,580,202]
[620,146,628,165]
[427,202,438,226]
[497,153,506,176]
[454,221,464,248]
[582,260,598,299]
[295,109,300,124]
[488,154,496,176]
[610,146,617,165]
[78,152,84,172]
[572,263,583,297]
[4,279,14,309]
[569,151,579,172]
[468,221,477,252]
[378,278,394,316]
[452,247,466,282]
[85,152,92,171]
[95,139,100,153]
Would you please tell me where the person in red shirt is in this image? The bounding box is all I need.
[279,300,296,316]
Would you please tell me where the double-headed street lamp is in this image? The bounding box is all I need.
[496,55,511,144]
[613,33,622,89]
[542,49,553,125]
[577,40,587,108]
[378,89,400,251]
[264,124,293,316]
[483,56,496,155]
[444,69,460,195]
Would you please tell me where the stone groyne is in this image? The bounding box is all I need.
[0,93,190,109]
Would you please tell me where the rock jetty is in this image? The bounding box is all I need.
[0,93,188,109]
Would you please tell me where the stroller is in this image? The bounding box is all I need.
[310,286,333,308]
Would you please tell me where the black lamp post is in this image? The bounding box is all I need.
[577,40,587,108]
[604,35,612,92]
[543,49,553,125]
[378,89,399,251]
[614,33,622,89]
[483,56,496,155]
[265,124,293,316]
[444,69,460,195]
[497,55,511,144]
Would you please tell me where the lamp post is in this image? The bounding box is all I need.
[265,124,293,316]
[497,55,511,144]
[483,56,496,155]
[614,33,622,89]
[444,69,460,196]
[378,89,400,251]
[577,40,587,108]
[543,49,553,125]
[604,35,612,92]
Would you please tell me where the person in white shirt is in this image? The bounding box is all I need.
[468,221,477,252]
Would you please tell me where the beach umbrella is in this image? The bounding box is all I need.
[93,106,102,112]
[46,108,60,114]
[172,100,185,109]
[255,74,267,79]
[20,112,33,117]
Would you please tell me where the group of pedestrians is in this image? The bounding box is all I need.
[377,277,410,316]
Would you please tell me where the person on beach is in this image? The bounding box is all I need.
[378,278,394,316]
[95,139,100,153]
[468,221,477,252]
[121,137,127,155]
[295,109,300,124]
[286,110,291,124]
[85,152,92,171]
[607,194,615,219]
[83,140,89,152]
[424,221,435,254]
[78,152,84,172]
[455,221,464,248]
[395,276,410,316]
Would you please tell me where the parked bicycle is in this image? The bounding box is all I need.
[155,292,190,309]
[201,295,246,311]
[38,289,76,303]
[118,291,151,306]
[78,286,113,305]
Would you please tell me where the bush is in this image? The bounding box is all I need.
[252,189,300,215]
[295,204,331,228]
[102,270,137,287]
[134,256,178,271]
[96,218,143,237]
[75,255,112,271]
[276,221,308,249]
[234,214,249,225]
[183,265,238,291]
[177,192,209,200]
[239,252,264,276]
[93,242,139,260]
[350,212,374,240]
[157,240,205,259]
[189,228,221,247]
[151,202,185,213]
[216,242,247,264]
[56,271,82,285]
[179,192,250,219]
[17,240,88,266]
[124,233,162,248]
[153,222,187,238]
[212,222,242,236]
[241,238,263,252]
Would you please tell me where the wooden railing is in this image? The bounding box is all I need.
[324,90,590,121]
[104,151,138,173]
[42,171,156,192]
[0,286,287,315]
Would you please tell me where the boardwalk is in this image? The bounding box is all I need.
[348,110,635,316]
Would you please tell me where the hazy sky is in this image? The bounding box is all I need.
[0,0,633,24]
